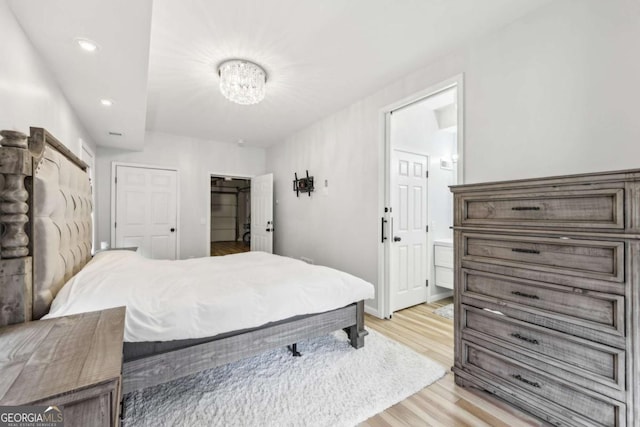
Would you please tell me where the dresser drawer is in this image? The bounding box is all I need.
[461,342,625,427]
[461,269,624,338]
[458,188,624,230]
[462,306,625,391]
[462,233,624,283]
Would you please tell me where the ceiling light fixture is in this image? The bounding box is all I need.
[100,99,114,107]
[76,38,99,52]
[218,59,267,105]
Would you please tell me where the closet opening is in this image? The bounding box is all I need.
[210,175,251,256]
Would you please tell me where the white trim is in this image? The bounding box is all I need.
[376,112,391,319]
[364,305,380,318]
[377,73,465,319]
[110,161,181,259]
[206,171,255,255]
[80,143,96,254]
[429,288,454,304]
[455,76,465,185]
[80,143,96,160]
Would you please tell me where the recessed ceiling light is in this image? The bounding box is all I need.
[75,38,99,52]
[100,99,114,107]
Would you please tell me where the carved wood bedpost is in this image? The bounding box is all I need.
[0,129,43,326]
[0,131,30,258]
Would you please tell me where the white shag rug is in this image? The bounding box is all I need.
[123,329,445,427]
[434,303,454,320]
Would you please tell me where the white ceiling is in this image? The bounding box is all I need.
[8,0,153,150]
[10,0,551,149]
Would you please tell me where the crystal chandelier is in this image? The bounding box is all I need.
[218,59,267,105]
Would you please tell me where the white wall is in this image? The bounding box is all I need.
[0,0,95,155]
[267,0,640,315]
[464,0,640,182]
[96,131,266,259]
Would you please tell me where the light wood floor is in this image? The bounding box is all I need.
[362,298,547,427]
[210,241,250,256]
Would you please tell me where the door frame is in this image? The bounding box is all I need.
[206,171,254,256]
[111,161,181,258]
[376,73,465,319]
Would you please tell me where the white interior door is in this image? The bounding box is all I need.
[115,165,178,259]
[250,173,273,253]
[390,150,428,312]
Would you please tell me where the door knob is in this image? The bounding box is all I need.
[393,236,401,242]
[170,228,176,232]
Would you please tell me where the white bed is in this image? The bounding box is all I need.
[45,250,375,342]
[0,127,374,394]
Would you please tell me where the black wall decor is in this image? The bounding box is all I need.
[293,170,314,197]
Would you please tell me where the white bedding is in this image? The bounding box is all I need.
[44,250,375,342]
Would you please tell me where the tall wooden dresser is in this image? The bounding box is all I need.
[450,169,640,427]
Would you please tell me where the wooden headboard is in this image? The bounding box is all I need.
[0,127,92,326]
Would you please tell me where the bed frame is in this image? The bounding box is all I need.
[0,127,368,394]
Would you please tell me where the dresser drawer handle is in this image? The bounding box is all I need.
[511,332,539,345]
[512,374,541,388]
[511,206,541,211]
[511,248,541,254]
[511,291,540,300]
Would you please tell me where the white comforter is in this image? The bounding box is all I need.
[45,250,375,342]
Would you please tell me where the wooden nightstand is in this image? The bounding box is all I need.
[0,307,126,427]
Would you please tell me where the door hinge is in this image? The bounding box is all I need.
[114,222,117,228]
[115,176,118,184]
[426,225,429,233]
[426,171,429,178]
[426,279,429,287]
